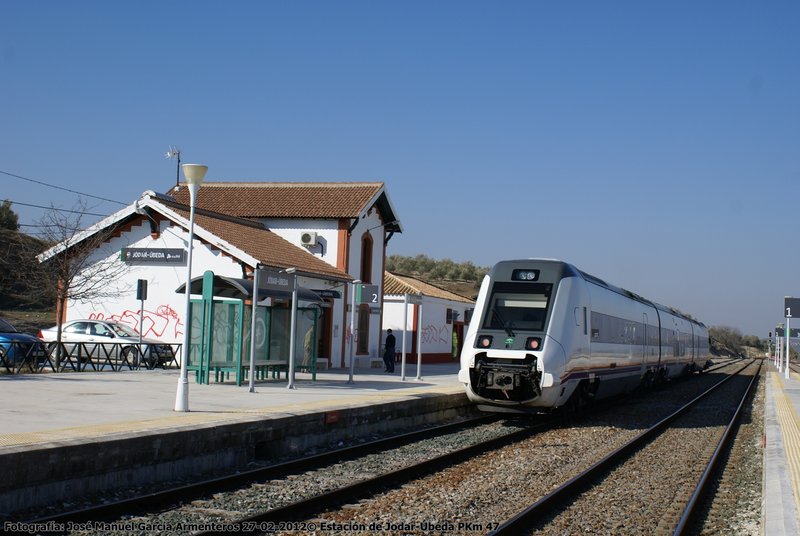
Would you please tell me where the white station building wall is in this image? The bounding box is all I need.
[383,295,472,359]
[64,208,390,369]
[347,210,386,361]
[66,222,244,345]
[261,219,340,267]
[65,221,354,366]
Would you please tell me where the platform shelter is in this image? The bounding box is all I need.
[176,270,322,386]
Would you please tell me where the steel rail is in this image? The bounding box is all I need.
[24,360,747,529]
[26,414,497,525]
[488,360,756,536]
[194,360,749,535]
[196,418,555,536]
[672,360,762,535]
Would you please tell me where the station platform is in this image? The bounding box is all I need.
[765,363,800,535]
[0,362,468,517]
[0,362,463,446]
[11,360,794,531]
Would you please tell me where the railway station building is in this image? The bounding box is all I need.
[382,272,475,364]
[38,181,403,371]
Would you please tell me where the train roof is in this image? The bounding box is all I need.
[487,259,706,328]
[576,268,706,328]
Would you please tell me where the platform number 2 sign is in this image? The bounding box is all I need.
[359,284,380,304]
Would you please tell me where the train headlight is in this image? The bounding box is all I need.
[477,335,493,348]
[512,269,540,281]
[525,337,542,350]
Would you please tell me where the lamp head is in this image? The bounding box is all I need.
[182,164,208,186]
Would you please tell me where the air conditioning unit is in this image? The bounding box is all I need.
[300,231,318,247]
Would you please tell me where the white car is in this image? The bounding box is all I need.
[38,319,175,367]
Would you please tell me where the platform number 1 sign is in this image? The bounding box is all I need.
[782,297,800,379]
[785,297,800,319]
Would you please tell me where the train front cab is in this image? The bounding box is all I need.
[459,260,579,411]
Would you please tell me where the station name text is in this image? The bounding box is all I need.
[5,519,499,533]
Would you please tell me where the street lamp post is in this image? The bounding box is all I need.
[175,163,207,412]
[401,294,408,381]
[347,279,361,384]
[787,314,792,380]
[248,265,262,393]
[284,267,298,390]
[415,293,423,381]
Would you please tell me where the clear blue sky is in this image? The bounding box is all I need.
[1,1,798,339]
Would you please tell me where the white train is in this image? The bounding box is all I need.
[458,259,710,413]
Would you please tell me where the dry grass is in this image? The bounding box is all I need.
[0,309,54,334]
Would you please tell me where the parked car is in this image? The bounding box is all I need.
[38,319,175,368]
[0,317,48,368]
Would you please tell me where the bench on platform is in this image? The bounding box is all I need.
[208,358,316,385]
[208,359,288,385]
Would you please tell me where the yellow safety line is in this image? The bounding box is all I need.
[771,371,800,518]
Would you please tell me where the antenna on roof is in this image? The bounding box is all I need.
[165,146,181,188]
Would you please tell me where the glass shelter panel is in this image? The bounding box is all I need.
[269,307,290,360]
[210,301,241,366]
[243,306,269,360]
[297,308,318,368]
[187,300,204,367]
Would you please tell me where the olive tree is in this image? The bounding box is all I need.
[0,200,20,231]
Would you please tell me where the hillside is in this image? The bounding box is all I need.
[424,279,481,300]
[0,229,54,334]
[386,254,486,301]
[0,229,54,310]
[1,309,54,333]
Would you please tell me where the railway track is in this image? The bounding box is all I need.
[489,359,760,535]
[23,414,543,533]
[272,360,756,536]
[21,360,753,535]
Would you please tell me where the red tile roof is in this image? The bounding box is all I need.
[169,181,385,219]
[384,272,474,303]
[162,203,351,281]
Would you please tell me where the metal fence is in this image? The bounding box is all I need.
[0,341,183,374]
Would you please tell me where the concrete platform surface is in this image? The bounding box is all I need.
[0,362,462,449]
[765,365,800,535]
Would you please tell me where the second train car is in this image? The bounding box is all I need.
[458,259,710,413]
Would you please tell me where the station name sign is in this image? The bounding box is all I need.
[775,327,800,338]
[121,248,186,266]
[256,268,294,292]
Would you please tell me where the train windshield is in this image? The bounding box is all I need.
[482,282,552,333]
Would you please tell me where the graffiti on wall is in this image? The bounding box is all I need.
[422,324,450,345]
[89,304,184,340]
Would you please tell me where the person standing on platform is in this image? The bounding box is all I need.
[383,329,396,373]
